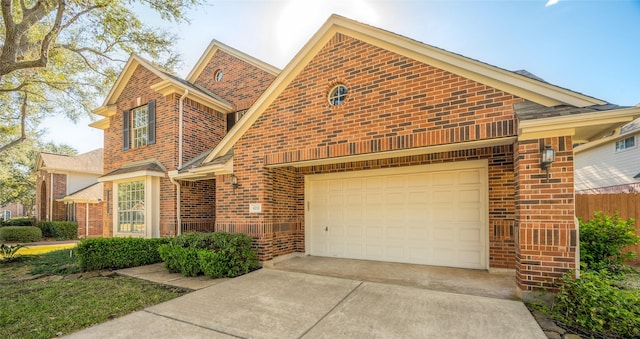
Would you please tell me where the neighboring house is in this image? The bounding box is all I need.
[575,117,640,193]
[34,149,104,237]
[91,15,640,295]
[1,202,26,221]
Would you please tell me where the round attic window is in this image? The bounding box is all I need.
[214,69,223,82]
[328,84,348,106]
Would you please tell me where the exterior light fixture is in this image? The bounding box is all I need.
[230,174,239,189]
[541,145,555,180]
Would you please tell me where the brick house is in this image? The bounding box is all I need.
[90,41,278,238]
[35,149,104,237]
[92,15,640,295]
[1,203,26,220]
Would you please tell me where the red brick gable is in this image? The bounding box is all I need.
[104,65,174,173]
[238,33,524,165]
[193,50,277,111]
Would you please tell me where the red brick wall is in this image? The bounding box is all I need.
[192,50,277,111]
[180,179,216,219]
[52,173,67,221]
[217,34,522,264]
[515,136,576,291]
[103,64,229,237]
[75,202,104,238]
[181,100,226,164]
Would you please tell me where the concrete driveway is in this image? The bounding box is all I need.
[65,268,545,339]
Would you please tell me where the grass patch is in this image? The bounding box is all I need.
[0,277,187,338]
[17,243,77,256]
[0,248,189,338]
[28,248,80,276]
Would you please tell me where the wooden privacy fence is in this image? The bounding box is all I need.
[575,193,640,264]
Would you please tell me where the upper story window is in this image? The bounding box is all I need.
[122,100,156,151]
[226,110,247,132]
[615,136,636,152]
[328,84,348,106]
[214,69,223,82]
[132,105,149,148]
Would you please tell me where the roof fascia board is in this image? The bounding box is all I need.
[203,22,337,163]
[167,160,232,181]
[89,118,110,130]
[203,15,608,163]
[518,107,640,141]
[98,170,165,183]
[333,17,604,108]
[92,54,171,113]
[186,40,280,82]
[92,105,117,117]
[266,137,516,168]
[149,80,233,113]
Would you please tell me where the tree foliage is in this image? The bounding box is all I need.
[0,0,201,153]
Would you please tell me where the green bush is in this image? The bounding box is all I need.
[158,232,258,278]
[37,221,79,240]
[552,270,640,338]
[580,212,640,270]
[0,226,42,242]
[77,237,170,271]
[2,217,35,226]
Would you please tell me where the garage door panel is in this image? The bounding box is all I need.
[308,163,486,269]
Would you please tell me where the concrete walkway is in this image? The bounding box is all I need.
[65,268,546,339]
[116,263,227,290]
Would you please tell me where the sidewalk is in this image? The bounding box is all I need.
[116,263,227,290]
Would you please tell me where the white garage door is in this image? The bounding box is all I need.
[305,161,487,269]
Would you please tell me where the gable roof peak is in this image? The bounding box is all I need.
[186,39,280,82]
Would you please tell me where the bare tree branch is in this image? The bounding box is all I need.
[0,94,28,153]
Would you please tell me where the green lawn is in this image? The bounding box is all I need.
[0,249,188,338]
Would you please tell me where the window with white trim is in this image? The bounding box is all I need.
[328,84,348,106]
[122,100,155,151]
[615,136,636,152]
[117,180,145,233]
[132,105,149,148]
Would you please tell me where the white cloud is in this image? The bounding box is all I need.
[545,0,559,7]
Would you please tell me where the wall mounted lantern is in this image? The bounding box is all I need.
[230,174,239,189]
[541,145,555,180]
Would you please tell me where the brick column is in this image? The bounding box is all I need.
[514,136,577,294]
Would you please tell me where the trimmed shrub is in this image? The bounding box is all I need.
[552,270,640,338]
[2,217,35,226]
[158,232,258,278]
[158,245,202,276]
[0,226,42,242]
[37,221,56,238]
[77,237,170,271]
[37,221,79,239]
[580,212,640,271]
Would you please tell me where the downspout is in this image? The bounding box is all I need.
[172,89,188,236]
[178,89,189,169]
[85,202,89,238]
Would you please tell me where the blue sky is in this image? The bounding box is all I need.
[45,0,640,153]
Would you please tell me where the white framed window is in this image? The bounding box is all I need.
[123,101,155,151]
[132,105,149,148]
[328,84,348,106]
[66,203,76,221]
[615,136,636,152]
[2,210,10,221]
[117,180,145,233]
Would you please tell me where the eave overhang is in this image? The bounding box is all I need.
[149,79,234,113]
[168,158,233,181]
[518,106,640,142]
[89,118,110,130]
[98,170,165,183]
